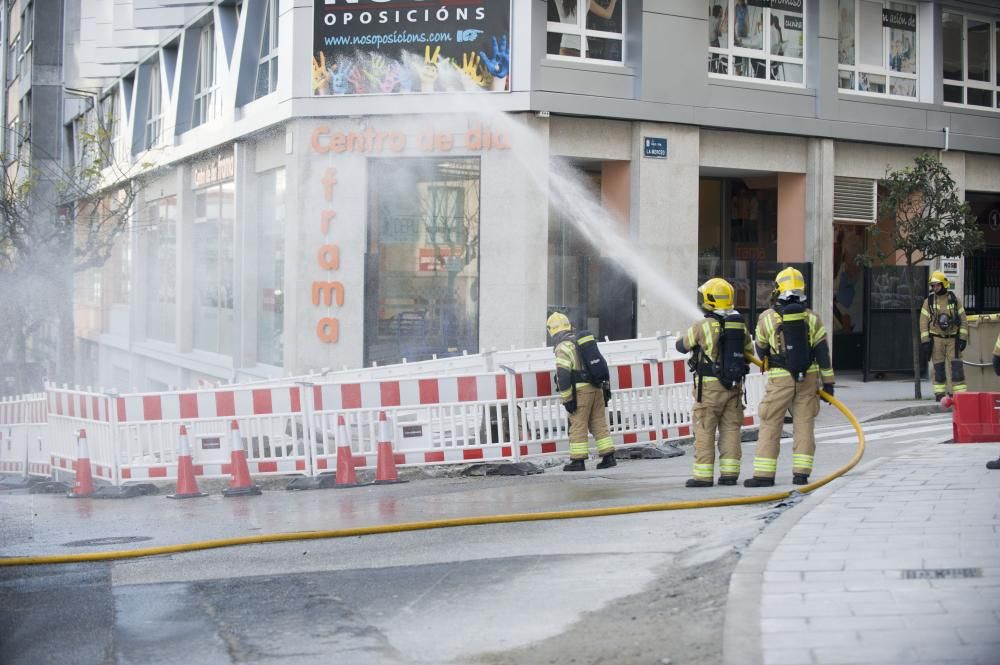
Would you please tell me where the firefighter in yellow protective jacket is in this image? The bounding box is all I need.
[989,333,1000,470]
[547,313,616,472]
[746,267,835,488]
[920,271,968,401]
[675,278,754,487]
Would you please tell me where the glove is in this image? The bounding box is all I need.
[822,383,835,398]
[957,338,967,353]
[563,399,577,415]
[993,355,1000,377]
[920,341,931,363]
[603,386,612,404]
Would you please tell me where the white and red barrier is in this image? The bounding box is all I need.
[0,394,49,477]
[0,346,766,491]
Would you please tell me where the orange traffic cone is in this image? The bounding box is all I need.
[374,411,406,485]
[334,415,361,488]
[167,425,207,499]
[222,420,261,497]
[67,429,95,498]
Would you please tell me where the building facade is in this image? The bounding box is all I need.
[18,0,1000,390]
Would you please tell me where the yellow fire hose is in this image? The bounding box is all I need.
[0,365,864,567]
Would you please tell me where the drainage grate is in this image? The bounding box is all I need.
[901,568,983,580]
[62,536,153,548]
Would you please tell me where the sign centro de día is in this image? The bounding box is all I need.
[308,122,509,344]
[193,152,235,188]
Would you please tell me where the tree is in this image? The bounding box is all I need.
[0,109,147,395]
[864,153,983,399]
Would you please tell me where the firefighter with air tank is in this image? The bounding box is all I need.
[746,267,835,488]
[920,271,968,401]
[547,312,617,472]
[675,278,753,487]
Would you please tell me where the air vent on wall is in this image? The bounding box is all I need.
[834,177,877,223]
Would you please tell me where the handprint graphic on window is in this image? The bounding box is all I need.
[479,35,510,90]
[421,45,441,93]
[454,51,486,90]
[312,52,332,95]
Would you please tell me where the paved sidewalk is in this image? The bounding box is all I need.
[726,442,1000,665]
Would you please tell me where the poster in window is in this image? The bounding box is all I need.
[313,0,511,95]
[884,8,916,74]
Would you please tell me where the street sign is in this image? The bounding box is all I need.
[643,137,668,159]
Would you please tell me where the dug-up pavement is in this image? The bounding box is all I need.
[723,377,1000,665]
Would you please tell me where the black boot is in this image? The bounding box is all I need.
[934,393,945,402]
[987,458,1000,470]
[718,476,738,486]
[686,478,713,487]
[744,477,775,488]
[596,453,617,469]
[793,474,809,485]
[563,459,586,472]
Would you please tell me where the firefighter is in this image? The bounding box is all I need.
[675,278,753,487]
[989,333,1000,471]
[920,271,968,401]
[746,267,835,488]
[547,312,616,471]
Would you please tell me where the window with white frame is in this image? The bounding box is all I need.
[838,0,917,98]
[192,24,219,128]
[943,12,999,110]
[254,0,279,99]
[20,1,32,53]
[707,0,805,85]
[145,60,163,149]
[546,0,624,64]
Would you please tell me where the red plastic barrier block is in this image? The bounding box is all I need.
[952,392,1000,443]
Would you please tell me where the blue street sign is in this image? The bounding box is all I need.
[644,137,668,159]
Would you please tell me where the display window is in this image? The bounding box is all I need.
[257,169,285,367]
[708,0,805,85]
[547,0,625,64]
[838,0,918,99]
[145,196,176,343]
[365,158,481,366]
[942,12,999,110]
[193,181,235,355]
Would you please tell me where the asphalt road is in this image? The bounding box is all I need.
[0,413,954,665]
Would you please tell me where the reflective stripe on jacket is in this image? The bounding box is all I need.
[919,292,967,341]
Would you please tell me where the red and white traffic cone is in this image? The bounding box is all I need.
[67,429,95,498]
[222,420,261,497]
[167,425,207,499]
[334,415,361,488]
[374,412,406,485]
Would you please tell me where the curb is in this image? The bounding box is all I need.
[720,455,891,665]
[861,404,946,422]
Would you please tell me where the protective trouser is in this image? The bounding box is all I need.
[568,384,615,460]
[752,374,820,479]
[930,335,966,396]
[691,381,743,481]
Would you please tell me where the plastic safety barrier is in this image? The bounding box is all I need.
[952,392,1000,443]
[0,353,766,489]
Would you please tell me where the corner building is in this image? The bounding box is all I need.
[56,1,1000,390]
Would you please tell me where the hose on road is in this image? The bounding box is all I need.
[0,387,865,567]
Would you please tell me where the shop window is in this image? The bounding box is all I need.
[254,0,279,99]
[942,12,999,110]
[193,181,235,355]
[145,60,163,149]
[145,196,176,343]
[192,24,219,128]
[257,169,285,366]
[838,0,917,99]
[546,0,625,64]
[708,0,805,85]
[365,158,481,366]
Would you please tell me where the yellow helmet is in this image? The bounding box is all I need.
[929,271,950,290]
[774,267,806,301]
[546,312,572,336]
[698,277,735,312]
